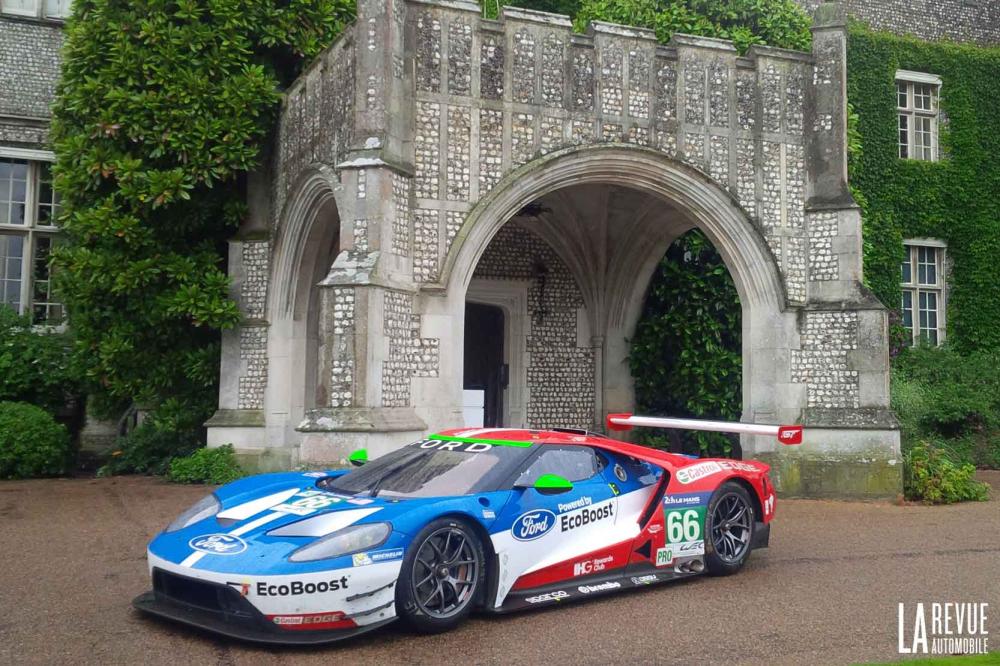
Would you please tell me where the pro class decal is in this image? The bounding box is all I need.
[189,534,247,555]
[512,510,556,541]
[655,547,674,567]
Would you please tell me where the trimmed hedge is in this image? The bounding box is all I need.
[0,401,72,479]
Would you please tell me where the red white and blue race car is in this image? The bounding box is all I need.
[134,414,801,644]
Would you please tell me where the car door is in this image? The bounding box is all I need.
[489,445,622,605]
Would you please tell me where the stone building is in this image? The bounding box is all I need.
[209,0,896,496]
[2,1,997,497]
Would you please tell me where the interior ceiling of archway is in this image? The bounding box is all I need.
[504,183,703,331]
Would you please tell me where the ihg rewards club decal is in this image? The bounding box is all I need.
[897,602,990,656]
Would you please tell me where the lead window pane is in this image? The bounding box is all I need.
[0,233,24,310]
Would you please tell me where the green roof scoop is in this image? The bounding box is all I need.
[348,449,368,467]
[533,474,574,495]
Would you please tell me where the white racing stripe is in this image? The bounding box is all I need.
[216,488,301,521]
[180,511,287,568]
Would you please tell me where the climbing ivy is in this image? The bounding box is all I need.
[628,231,742,456]
[51,0,355,427]
[847,23,1000,352]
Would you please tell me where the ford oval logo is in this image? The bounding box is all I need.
[189,534,247,555]
[512,510,556,541]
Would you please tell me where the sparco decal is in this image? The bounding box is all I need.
[525,591,569,604]
[512,510,556,541]
[560,502,614,532]
[189,534,247,555]
[577,581,621,594]
[255,577,349,596]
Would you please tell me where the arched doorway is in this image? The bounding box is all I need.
[439,145,793,455]
[266,168,342,445]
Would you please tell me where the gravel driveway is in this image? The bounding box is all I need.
[1,473,997,665]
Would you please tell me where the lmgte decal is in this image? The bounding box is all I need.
[189,534,248,555]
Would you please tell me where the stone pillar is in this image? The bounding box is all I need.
[748,2,901,498]
[206,164,271,453]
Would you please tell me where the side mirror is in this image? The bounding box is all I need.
[348,449,368,467]
[524,473,574,495]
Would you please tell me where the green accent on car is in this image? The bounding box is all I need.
[534,474,574,491]
[348,449,369,465]
[429,434,534,448]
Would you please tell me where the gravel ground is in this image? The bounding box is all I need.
[1,472,997,666]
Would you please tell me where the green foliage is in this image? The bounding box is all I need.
[573,0,811,52]
[168,444,245,484]
[903,440,989,504]
[847,24,1000,352]
[891,346,1000,470]
[50,0,354,427]
[0,401,72,479]
[99,421,202,477]
[481,0,582,19]
[0,306,82,414]
[628,231,741,456]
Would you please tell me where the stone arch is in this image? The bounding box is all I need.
[444,145,785,313]
[265,165,343,442]
[442,144,791,426]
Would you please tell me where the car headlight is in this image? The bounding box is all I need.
[287,523,392,563]
[165,494,221,533]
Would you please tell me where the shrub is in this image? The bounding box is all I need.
[51,0,355,428]
[629,230,741,457]
[0,401,72,479]
[0,306,82,414]
[168,445,245,485]
[99,422,202,477]
[573,0,812,53]
[904,440,990,504]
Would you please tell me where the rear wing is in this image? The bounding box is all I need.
[606,413,802,445]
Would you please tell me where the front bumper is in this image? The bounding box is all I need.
[133,568,393,645]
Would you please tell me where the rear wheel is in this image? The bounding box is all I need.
[704,481,755,576]
[395,517,485,633]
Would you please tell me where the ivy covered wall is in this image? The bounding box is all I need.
[847,24,1000,352]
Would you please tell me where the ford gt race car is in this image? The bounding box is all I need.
[134,414,801,644]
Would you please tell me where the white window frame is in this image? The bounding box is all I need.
[0,0,71,20]
[0,147,63,325]
[901,238,946,346]
[896,70,941,162]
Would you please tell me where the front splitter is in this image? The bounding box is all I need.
[133,591,394,646]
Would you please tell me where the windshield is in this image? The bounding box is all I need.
[322,438,535,499]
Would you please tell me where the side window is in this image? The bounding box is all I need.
[514,447,599,486]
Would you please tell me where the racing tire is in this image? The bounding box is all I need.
[395,517,486,633]
[704,481,755,576]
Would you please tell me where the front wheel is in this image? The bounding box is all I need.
[395,517,485,633]
[704,481,755,576]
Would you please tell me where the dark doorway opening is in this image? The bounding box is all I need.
[463,303,506,427]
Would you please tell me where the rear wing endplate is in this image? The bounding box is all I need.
[606,413,802,445]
